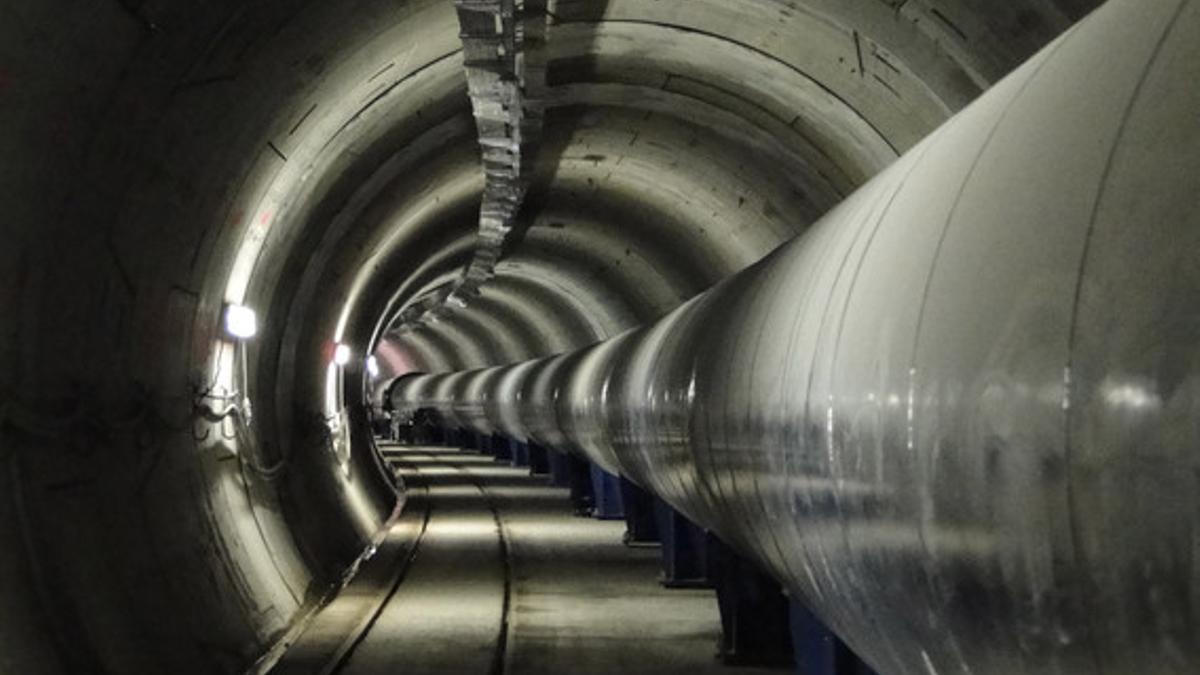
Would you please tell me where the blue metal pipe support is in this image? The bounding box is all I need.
[490,433,513,461]
[525,441,550,475]
[508,438,529,467]
[654,501,711,589]
[590,465,625,520]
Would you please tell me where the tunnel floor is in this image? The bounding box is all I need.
[271,444,784,674]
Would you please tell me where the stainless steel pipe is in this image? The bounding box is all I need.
[391,0,1200,671]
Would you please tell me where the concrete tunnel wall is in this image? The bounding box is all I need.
[0,0,1095,673]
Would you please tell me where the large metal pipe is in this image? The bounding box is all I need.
[393,0,1200,671]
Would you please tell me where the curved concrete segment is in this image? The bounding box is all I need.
[394,0,1200,671]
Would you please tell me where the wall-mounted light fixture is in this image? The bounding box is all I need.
[333,343,352,366]
[366,355,380,378]
[224,304,258,340]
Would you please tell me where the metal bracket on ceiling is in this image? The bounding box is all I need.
[391,0,547,334]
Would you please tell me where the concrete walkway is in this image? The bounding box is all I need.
[273,444,785,675]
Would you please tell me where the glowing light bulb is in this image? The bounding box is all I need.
[224,304,258,339]
[334,343,352,366]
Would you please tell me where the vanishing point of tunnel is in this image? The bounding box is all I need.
[2,0,1199,673]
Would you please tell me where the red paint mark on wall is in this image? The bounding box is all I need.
[258,210,272,226]
[377,339,418,375]
[322,340,339,363]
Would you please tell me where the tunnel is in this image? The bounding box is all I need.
[2,0,1198,673]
